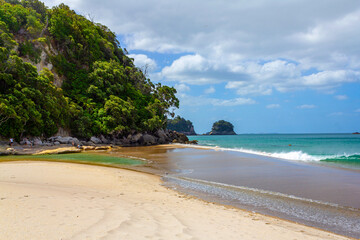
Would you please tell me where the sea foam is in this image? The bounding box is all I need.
[179,143,350,162]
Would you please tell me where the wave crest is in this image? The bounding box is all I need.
[184,144,359,162]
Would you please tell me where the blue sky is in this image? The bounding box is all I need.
[43,0,360,133]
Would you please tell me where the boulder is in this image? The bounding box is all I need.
[56,136,74,144]
[157,136,167,144]
[100,135,110,144]
[171,131,189,143]
[156,129,168,140]
[90,136,102,144]
[33,138,43,146]
[113,138,126,146]
[54,141,60,145]
[143,134,156,145]
[86,141,96,146]
[121,138,131,146]
[130,133,143,144]
[186,140,198,144]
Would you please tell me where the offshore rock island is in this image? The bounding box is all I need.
[208,120,236,135]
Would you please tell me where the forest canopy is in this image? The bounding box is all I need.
[0,0,179,140]
[167,116,196,135]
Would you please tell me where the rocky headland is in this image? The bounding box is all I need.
[167,116,197,136]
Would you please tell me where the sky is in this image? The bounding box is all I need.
[43,0,360,134]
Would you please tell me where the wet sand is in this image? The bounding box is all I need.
[110,145,360,208]
[0,161,351,240]
[0,144,359,238]
[109,145,360,238]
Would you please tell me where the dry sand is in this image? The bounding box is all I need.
[0,161,350,240]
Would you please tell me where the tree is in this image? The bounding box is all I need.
[167,116,196,135]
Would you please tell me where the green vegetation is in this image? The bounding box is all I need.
[210,120,236,135]
[167,116,196,135]
[0,0,179,140]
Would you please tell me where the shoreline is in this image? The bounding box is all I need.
[0,160,352,240]
[1,144,359,238]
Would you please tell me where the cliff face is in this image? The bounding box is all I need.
[209,120,236,135]
[16,37,64,87]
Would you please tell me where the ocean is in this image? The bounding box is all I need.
[159,134,360,238]
[188,133,360,170]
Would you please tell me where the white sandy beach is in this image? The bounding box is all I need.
[0,161,351,240]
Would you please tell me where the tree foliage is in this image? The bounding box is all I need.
[211,120,235,135]
[0,0,179,139]
[167,116,195,134]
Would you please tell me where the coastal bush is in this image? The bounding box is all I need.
[0,0,179,140]
[167,116,196,135]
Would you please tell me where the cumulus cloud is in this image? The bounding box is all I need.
[159,55,360,95]
[266,104,280,109]
[42,0,360,95]
[297,104,316,109]
[174,83,190,93]
[127,54,157,72]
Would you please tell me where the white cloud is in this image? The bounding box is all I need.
[297,104,316,109]
[355,109,360,112]
[266,104,280,109]
[302,70,359,88]
[204,86,215,94]
[42,0,360,95]
[335,95,348,100]
[127,54,157,72]
[174,83,190,93]
[177,94,255,107]
[159,55,360,95]
[211,98,255,106]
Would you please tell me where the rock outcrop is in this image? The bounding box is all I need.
[167,116,197,135]
[209,120,236,135]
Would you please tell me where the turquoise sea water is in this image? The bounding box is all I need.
[188,134,360,169]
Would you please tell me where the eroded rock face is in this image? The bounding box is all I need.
[33,138,43,146]
[130,133,143,144]
[90,136,102,144]
[100,135,110,144]
[143,134,156,145]
[48,136,80,145]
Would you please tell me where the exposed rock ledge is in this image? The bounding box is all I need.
[0,130,197,155]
